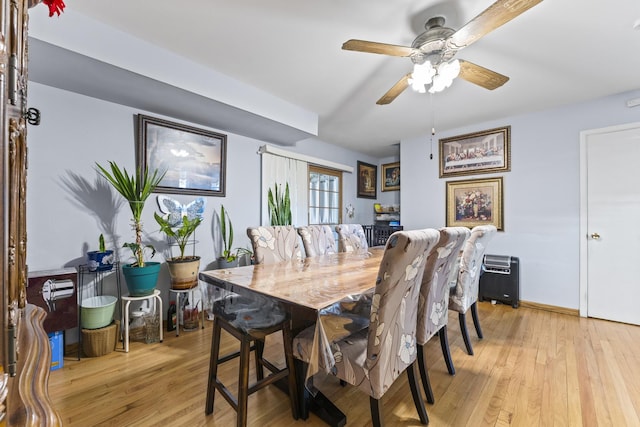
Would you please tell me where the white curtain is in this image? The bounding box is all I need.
[261,153,308,226]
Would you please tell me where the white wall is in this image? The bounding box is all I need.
[402,89,640,309]
[26,83,393,311]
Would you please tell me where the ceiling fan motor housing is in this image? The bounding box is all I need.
[410,17,456,65]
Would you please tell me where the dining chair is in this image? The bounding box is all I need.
[297,225,337,257]
[335,223,369,252]
[449,224,497,355]
[293,229,441,426]
[416,226,470,404]
[247,225,302,264]
[205,225,303,426]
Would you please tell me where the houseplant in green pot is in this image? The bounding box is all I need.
[155,212,203,290]
[86,233,115,272]
[96,161,165,296]
[217,205,238,268]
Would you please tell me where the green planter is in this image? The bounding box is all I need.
[122,262,161,296]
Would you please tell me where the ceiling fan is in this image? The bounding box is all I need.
[342,0,543,104]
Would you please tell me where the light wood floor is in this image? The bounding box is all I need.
[48,302,640,426]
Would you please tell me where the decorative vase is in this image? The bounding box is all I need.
[121,262,161,296]
[86,250,115,272]
[217,257,238,269]
[166,256,201,290]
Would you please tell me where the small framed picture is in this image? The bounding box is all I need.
[381,162,400,192]
[137,114,227,197]
[357,161,377,199]
[446,177,503,230]
[439,126,511,178]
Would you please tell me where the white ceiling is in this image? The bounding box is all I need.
[32,0,640,157]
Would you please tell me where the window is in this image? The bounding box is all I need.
[309,166,342,225]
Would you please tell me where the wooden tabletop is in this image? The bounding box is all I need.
[199,247,384,311]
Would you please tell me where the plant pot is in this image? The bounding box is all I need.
[122,262,161,296]
[217,257,239,269]
[87,250,115,272]
[167,256,201,290]
[80,295,117,329]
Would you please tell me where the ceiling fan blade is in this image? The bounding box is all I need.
[342,39,415,57]
[376,73,412,105]
[458,60,509,90]
[447,0,543,50]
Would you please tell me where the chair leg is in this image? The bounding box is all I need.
[254,339,265,381]
[205,318,222,415]
[370,397,384,427]
[438,326,456,375]
[471,302,483,339]
[407,362,429,425]
[416,344,434,404]
[459,312,474,355]
[281,323,299,420]
[237,335,251,427]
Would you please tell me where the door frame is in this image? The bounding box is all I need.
[579,121,640,317]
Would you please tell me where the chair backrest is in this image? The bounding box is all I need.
[246,225,302,265]
[365,229,440,398]
[449,225,497,313]
[417,227,470,345]
[335,224,369,253]
[297,225,337,257]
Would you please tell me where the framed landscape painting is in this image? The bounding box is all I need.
[381,162,400,191]
[137,114,227,197]
[439,126,511,178]
[446,177,503,231]
[357,161,377,199]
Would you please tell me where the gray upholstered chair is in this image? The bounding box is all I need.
[449,225,497,355]
[247,225,302,264]
[416,226,470,403]
[293,229,441,426]
[335,223,369,253]
[297,225,337,257]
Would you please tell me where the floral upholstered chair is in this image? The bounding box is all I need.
[294,229,441,426]
[297,225,337,257]
[416,227,469,403]
[335,224,369,253]
[449,225,497,355]
[247,225,302,265]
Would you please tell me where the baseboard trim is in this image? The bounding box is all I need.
[519,300,579,317]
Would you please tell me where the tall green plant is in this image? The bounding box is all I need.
[154,213,202,260]
[220,205,235,261]
[96,161,165,267]
[267,183,292,226]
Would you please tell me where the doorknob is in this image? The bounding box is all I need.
[591,232,601,240]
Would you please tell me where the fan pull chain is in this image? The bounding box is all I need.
[429,93,435,159]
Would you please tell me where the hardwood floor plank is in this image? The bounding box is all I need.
[48,303,640,426]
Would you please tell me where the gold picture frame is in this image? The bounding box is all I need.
[446,177,503,231]
[439,126,511,178]
[381,162,400,191]
[357,161,377,199]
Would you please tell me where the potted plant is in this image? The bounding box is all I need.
[96,161,165,296]
[218,205,238,268]
[155,212,203,289]
[268,183,292,225]
[86,233,115,272]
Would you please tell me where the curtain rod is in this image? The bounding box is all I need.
[258,144,354,173]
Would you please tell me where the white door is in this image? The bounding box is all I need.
[583,123,640,325]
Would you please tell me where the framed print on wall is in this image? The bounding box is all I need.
[381,162,400,191]
[137,114,227,197]
[357,161,377,199]
[446,177,503,231]
[439,126,511,178]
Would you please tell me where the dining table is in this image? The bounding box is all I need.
[199,247,385,427]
